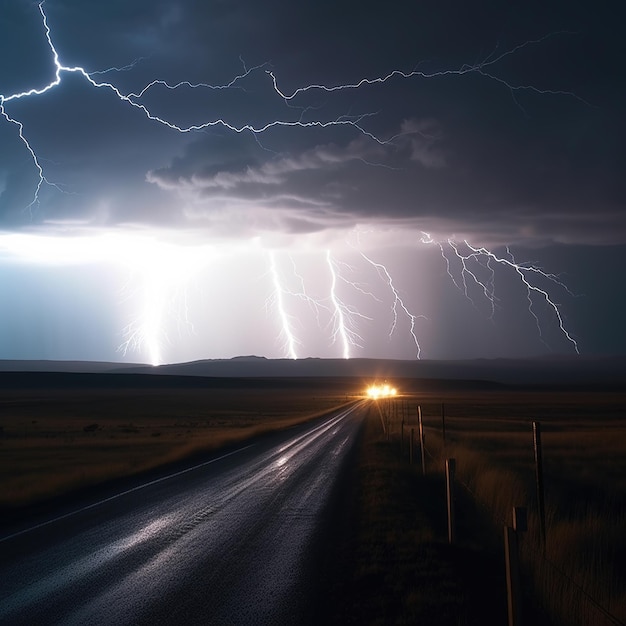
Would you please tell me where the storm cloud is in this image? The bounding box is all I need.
[1,0,624,362]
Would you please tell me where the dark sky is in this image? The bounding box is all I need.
[0,0,624,363]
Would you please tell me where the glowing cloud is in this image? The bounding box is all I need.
[0,2,598,363]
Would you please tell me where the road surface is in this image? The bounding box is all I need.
[0,402,366,625]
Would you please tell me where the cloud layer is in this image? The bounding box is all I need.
[1,0,624,247]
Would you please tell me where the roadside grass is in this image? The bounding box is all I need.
[414,390,626,626]
[0,384,354,509]
[325,402,507,626]
[4,379,625,625]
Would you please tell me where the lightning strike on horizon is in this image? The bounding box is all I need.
[265,252,375,359]
[268,252,299,360]
[360,252,425,358]
[117,274,168,367]
[1,4,586,363]
[326,251,360,359]
[422,235,579,353]
[116,239,215,366]
[0,232,213,365]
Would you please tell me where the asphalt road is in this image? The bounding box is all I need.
[0,402,366,625]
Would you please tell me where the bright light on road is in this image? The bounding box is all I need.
[366,383,397,399]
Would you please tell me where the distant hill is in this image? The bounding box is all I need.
[121,355,626,387]
[1,355,624,387]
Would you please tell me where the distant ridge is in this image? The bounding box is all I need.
[2,355,623,387]
[128,355,626,386]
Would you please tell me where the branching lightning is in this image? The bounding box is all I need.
[0,4,584,362]
[360,252,425,358]
[267,251,299,360]
[421,233,579,353]
[108,236,212,366]
[446,239,498,319]
[0,2,383,215]
[1,4,584,212]
[266,251,372,359]
[325,251,371,359]
[267,32,587,113]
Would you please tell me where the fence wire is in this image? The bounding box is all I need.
[392,402,625,626]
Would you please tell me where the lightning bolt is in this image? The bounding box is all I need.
[326,251,368,359]
[117,273,168,367]
[285,254,330,325]
[1,4,587,215]
[267,252,299,360]
[359,252,425,358]
[423,235,579,354]
[0,5,585,363]
[446,239,498,320]
[265,251,379,360]
[268,32,587,114]
[115,237,212,366]
[0,2,386,215]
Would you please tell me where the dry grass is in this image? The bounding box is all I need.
[0,381,356,508]
[4,377,625,624]
[326,402,506,626]
[402,388,626,626]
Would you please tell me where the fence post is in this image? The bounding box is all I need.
[505,507,527,626]
[446,458,456,544]
[533,421,546,548]
[504,526,521,626]
[418,405,426,475]
[410,427,414,465]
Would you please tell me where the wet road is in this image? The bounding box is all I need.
[0,402,366,625]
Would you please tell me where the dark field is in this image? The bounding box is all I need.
[0,374,361,509]
[1,373,624,625]
[371,385,626,625]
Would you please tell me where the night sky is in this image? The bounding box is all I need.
[1,0,624,364]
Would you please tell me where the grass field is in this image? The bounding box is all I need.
[390,386,626,626]
[0,377,359,508]
[325,401,507,626]
[2,375,624,625]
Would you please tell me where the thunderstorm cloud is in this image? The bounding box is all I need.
[0,0,624,362]
[1,0,624,245]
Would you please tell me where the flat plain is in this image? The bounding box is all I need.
[377,385,626,625]
[0,374,360,509]
[2,373,625,625]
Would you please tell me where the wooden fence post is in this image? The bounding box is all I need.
[446,458,456,544]
[505,507,527,626]
[504,526,521,626]
[533,421,546,548]
[418,405,426,475]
